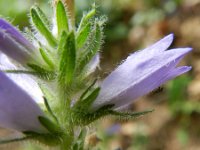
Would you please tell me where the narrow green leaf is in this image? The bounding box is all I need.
[109,109,154,120]
[56,0,69,36]
[31,7,57,47]
[82,104,114,124]
[77,8,96,32]
[2,69,37,75]
[43,97,59,124]
[23,131,42,138]
[73,87,100,116]
[0,137,31,144]
[59,32,76,85]
[78,23,102,71]
[34,5,51,29]
[3,66,55,80]
[23,131,61,146]
[77,23,91,49]
[39,48,54,69]
[73,104,114,125]
[27,64,55,80]
[80,79,97,100]
[57,31,68,53]
[3,69,56,81]
[38,116,60,133]
[81,87,100,107]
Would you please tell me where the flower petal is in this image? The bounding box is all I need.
[0,19,35,51]
[0,19,43,65]
[117,66,192,110]
[129,34,174,60]
[92,47,192,109]
[165,66,192,80]
[0,28,32,64]
[0,53,43,103]
[143,34,174,53]
[0,71,45,132]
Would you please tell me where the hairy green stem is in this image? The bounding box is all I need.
[55,84,75,149]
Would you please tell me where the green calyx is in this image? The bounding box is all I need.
[71,81,154,126]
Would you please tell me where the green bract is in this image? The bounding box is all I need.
[56,0,69,36]
[31,7,57,47]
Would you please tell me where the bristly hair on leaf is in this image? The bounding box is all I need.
[0,0,193,149]
[30,6,57,47]
[58,31,76,85]
[56,0,69,36]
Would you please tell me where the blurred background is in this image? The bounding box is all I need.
[0,0,200,149]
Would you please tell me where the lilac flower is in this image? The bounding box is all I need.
[0,71,45,132]
[92,34,192,110]
[0,19,44,104]
[0,19,41,65]
[0,53,43,103]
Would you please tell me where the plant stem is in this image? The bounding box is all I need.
[55,84,75,149]
[60,132,74,150]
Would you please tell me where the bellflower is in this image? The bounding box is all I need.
[0,19,42,65]
[92,34,192,110]
[0,20,45,132]
[0,53,43,103]
[0,1,192,149]
[0,71,45,132]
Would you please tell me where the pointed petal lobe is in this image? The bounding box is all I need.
[0,19,35,51]
[143,34,174,53]
[92,46,192,109]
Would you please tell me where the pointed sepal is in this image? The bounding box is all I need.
[109,109,154,121]
[58,31,76,85]
[57,31,68,53]
[78,22,103,72]
[56,0,69,36]
[77,23,91,49]
[74,85,100,112]
[27,64,56,80]
[33,5,51,30]
[0,136,30,145]
[39,48,54,69]
[77,6,96,32]
[79,79,97,100]
[43,97,58,123]
[23,131,61,146]
[30,7,57,47]
[38,116,60,134]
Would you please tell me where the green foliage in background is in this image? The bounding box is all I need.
[167,75,200,115]
[0,0,50,28]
